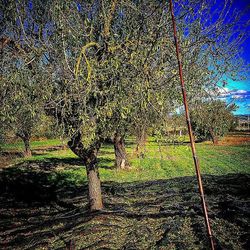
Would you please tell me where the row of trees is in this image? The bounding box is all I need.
[0,0,247,210]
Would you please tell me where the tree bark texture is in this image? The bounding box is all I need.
[16,131,32,157]
[23,137,32,157]
[135,127,147,158]
[68,132,103,211]
[113,132,130,169]
[86,159,103,211]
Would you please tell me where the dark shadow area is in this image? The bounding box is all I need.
[0,151,23,157]
[30,157,84,167]
[24,156,115,170]
[98,150,114,155]
[0,163,83,206]
[0,162,249,249]
[0,151,23,168]
[158,140,204,146]
[33,145,66,152]
[31,146,67,156]
[0,145,65,158]
[97,157,114,169]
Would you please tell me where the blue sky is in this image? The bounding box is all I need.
[218,78,250,115]
[220,1,250,115]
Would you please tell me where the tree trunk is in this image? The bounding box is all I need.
[23,137,32,157]
[86,158,103,211]
[17,131,32,157]
[113,132,130,169]
[212,136,219,145]
[209,129,219,145]
[68,133,103,211]
[135,127,147,158]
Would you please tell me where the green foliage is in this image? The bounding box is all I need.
[0,35,51,152]
[1,0,247,151]
[190,100,237,143]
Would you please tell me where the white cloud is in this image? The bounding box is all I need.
[219,97,227,101]
[235,90,247,94]
[232,95,244,99]
[217,87,248,98]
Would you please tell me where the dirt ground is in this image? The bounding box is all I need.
[218,132,250,146]
[0,161,249,249]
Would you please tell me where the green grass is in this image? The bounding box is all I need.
[0,138,62,151]
[2,136,249,185]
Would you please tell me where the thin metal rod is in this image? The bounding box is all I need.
[168,1,215,249]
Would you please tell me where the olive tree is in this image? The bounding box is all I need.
[190,100,237,144]
[41,0,185,208]
[0,73,42,156]
[0,36,49,156]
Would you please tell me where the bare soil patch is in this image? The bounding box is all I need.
[217,132,250,146]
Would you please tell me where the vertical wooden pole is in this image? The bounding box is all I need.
[168,1,215,249]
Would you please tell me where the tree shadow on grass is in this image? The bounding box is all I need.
[24,156,114,170]
[32,157,83,167]
[0,146,65,159]
[0,151,23,158]
[157,140,204,146]
[0,162,249,249]
[98,157,114,169]
[0,163,83,206]
[98,150,114,155]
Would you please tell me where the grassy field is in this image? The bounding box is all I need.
[0,138,62,151]
[0,133,249,249]
[1,134,249,183]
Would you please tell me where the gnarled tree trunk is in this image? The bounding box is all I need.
[16,131,32,157]
[23,137,32,157]
[113,132,130,170]
[68,133,103,211]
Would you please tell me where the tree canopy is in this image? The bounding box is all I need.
[191,100,237,144]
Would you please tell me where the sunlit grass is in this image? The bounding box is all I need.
[1,136,249,184]
[0,139,62,150]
